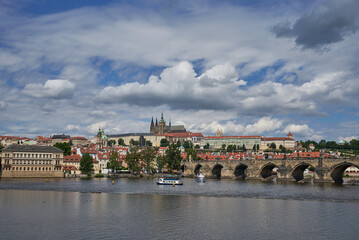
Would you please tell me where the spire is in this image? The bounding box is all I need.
[160,112,165,123]
[155,118,158,127]
[169,118,171,128]
[150,117,155,133]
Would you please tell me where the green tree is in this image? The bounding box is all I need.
[194,144,200,149]
[203,143,210,149]
[108,140,116,146]
[69,139,73,146]
[80,153,94,174]
[107,151,121,172]
[160,138,169,147]
[141,147,157,173]
[118,138,125,146]
[156,155,166,173]
[227,145,235,152]
[145,140,153,146]
[176,140,181,147]
[183,140,193,149]
[186,148,200,161]
[165,143,182,172]
[269,143,276,150]
[242,144,246,152]
[222,144,226,150]
[125,147,141,174]
[54,142,71,156]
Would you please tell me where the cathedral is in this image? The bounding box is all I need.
[150,113,187,135]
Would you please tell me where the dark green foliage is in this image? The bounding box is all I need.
[125,147,141,174]
[203,143,210,149]
[118,138,125,146]
[145,140,153,146]
[269,143,276,150]
[185,148,201,161]
[53,142,71,156]
[227,145,235,152]
[141,147,156,173]
[108,140,116,146]
[107,151,121,171]
[160,138,169,147]
[156,155,166,173]
[194,144,200,149]
[165,144,182,171]
[183,140,193,149]
[129,139,139,146]
[80,153,93,174]
[242,144,246,152]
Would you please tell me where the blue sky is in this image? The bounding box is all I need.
[0,0,359,141]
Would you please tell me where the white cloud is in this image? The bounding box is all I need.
[22,79,75,99]
[338,136,358,142]
[244,117,283,135]
[283,124,323,140]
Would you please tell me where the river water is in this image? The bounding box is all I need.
[0,178,359,239]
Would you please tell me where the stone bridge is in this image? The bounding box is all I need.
[181,158,359,183]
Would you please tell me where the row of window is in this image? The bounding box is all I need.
[3,167,55,171]
[12,153,53,158]
[12,160,53,165]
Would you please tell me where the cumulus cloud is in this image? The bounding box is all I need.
[338,136,358,142]
[244,117,283,135]
[272,0,359,49]
[283,124,322,140]
[97,61,243,110]
[0,101,6,110]
[23,79,75,99]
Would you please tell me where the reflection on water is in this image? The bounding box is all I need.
[0,177,359,202]
[0,189,358,240]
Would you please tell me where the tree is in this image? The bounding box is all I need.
[125,147,141,174]
[129,139,139,146]
[160,138,169,147]
[281,146,287,153]
[108,140,116,146]
[80,153,93,174]
[165,144,182,172]
[242,144,246,152]
[194,144,200,149]
[69,139,73,146]
[54,142,71,156]
[176,140,181,147]
[145,140,153,146]
[203,143,210,149]
[183,140,192,149]
[252,144,257,152]
[269,143,276,150]
[186,148,200,161]
[156,155,166,173]
[118,138,125,146]
[222,144,226,150]
[107,151,121,172]
[141,148,157,173]
[227,145,235,152]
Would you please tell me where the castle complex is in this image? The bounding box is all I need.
[150,113,187,135]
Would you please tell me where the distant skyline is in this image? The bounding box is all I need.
[0,0,359,141]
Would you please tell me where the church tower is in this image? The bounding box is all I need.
[150,117,155,134]
[158,113,166,134]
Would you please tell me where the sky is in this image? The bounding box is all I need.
[0,0,359,141]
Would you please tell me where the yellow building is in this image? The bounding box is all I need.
[1,145,64,178]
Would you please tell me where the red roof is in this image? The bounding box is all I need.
[63,155,82,162]
[205,136,261,139]
[261,137,292,141]
[287,132,293,137]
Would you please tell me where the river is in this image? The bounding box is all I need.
[0,178,358,239]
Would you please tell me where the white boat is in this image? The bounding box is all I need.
[196,173,206,182]
[156,175,183,185]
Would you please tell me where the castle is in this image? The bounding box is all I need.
[150,113,187,135]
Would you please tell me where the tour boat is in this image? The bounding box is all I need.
[196,173,206,182]
[156,175,183,185]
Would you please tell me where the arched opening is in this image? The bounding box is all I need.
[291,163,315,182]
[194,164,202,176]
[234,164,248,180]
[260,163,278,179]
[212,164,223,179]
[330,163,359,183]
[180,164,186,173]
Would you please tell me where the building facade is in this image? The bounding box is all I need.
[1,145,64,178]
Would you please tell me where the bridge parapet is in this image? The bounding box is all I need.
[182,158,359,183]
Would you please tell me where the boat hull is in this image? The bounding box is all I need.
[156,182,183,185]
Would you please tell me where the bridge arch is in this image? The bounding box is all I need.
[291,162,315,182]
[260,163,278,179]
[180,164,186,173]
[212,164,223,179]
[330,162,359,183]
[234,163,248,180]
[194,164,202,175]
